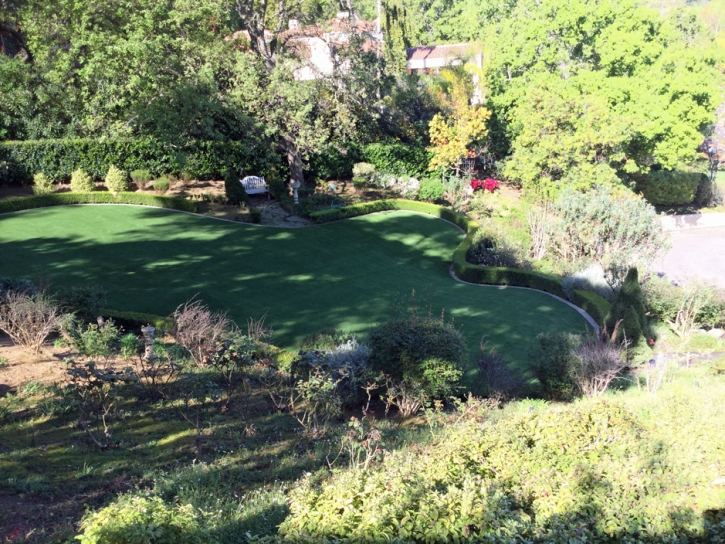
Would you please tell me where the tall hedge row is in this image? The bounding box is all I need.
[0,138,279,183]
[310,199,566,299]
[306,142,432,180]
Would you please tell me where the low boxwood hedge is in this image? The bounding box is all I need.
[572,289,611,327]
[0,192,199,215]
[311,199,566,299]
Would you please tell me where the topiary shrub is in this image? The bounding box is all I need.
[32,172,54,195]
[636,169,704,206]
[70,169,94,192]
[76,495,217,544]
[130,169,151,186]
[224,169,248,205]
[418,175,446,201]
[605,267,653,365]
[104,165,128,195]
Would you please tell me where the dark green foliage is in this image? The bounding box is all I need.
[368,305,466,399]
[55,285,107,322]
[636,169,706,206]
[0,139,278,184]
[305,143,362,180]
[153,177,171,193]
[249,207,262,223]
[299,328,355,351]
[223,169,248,206]
[306,142,431,180]
[418,176,446,201]
[572,289,611,327]
[0,277,37,298]
[297,194,345,218]
[100,309,173,333]
[0,192,199,215]
[352,177,366,191]
[529,332,581,401]
[606,268,650,342]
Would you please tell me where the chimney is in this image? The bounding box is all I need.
[288,19,299,30]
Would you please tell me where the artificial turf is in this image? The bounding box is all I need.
[0,205,588,380]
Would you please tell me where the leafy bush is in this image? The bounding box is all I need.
[280,401,707,542]
[352,177,366,192]
[562,263,615,302]
[0,138,278,183]
[298,194,345,218]
[368,300,466,409]
[466,228,530,269]
[101,309,173,331]
[32,172,54,195]
[153,176,171,193]
[529,331,581,401]
[418,176,446,201]
[642,275,681,323]
[55,285,106,322]
[636,168,705,206]
[361,142,431,177]
[554,187,668,286]
[76,494,216,544]
[249,207,262,223]
[130,168,151,184]
[606,268,651,342]
[70,169,95,192]
[224,169,248,205]
[104,165,128,195]
[352,162,376,178]
[0,192,198,215]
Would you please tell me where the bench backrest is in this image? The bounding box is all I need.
[241,176,267,189]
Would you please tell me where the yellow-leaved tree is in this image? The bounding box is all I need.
[428,65,491,174]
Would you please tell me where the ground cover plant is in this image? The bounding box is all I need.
[0,206,587,380]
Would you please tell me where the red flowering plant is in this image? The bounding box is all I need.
[470,178,499,193]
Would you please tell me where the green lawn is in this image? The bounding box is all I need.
[0,205,587,378]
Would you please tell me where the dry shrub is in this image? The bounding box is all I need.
[171,299,234,366]
[0,291,62,352]
[571,335,627,397]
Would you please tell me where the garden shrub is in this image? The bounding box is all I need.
[418,175,446,202]
[154,176,171,193]
[0,192,198,214]
[104,165,128,195]
[0,277,37,298]
[76,494,216,544]
[130,169,151,185]
[279,401,705,542]
[250,207,262,223]
[466,228,530,269]
[101,309,173,332]
[55,285,106,322]
[0,138,278,183]
[571,289,611,327]
[606,268,651,341]
[32,172,54,195]
[642,275,680,323]
[554,187,667,288]
[305,143,362,180]
[70,169,95,192]
[368,302,466,405]
[298,194,345,218]
[223,169,248,205]
[352,162,376,179]
[529,331,581,401]
[636,168,704,206]
[0,291,62,353]
[361,142,430,177]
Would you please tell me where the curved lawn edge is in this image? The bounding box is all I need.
[310,199,609,327]
[1,195,603,330]
[0,192,199,214]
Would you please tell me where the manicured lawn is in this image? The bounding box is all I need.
[0,205,587,379]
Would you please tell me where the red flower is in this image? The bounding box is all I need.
[648,338,655,346]
[482,178,499,193]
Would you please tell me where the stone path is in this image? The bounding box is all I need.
[254,198,310,228]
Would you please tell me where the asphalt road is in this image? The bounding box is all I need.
[655,226,725,289]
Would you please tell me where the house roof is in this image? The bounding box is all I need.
[406,43,476,62]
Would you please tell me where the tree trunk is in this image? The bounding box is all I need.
[284,137,305,186]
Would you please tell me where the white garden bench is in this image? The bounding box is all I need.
[241,176,269,197]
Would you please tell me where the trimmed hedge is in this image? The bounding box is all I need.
[0,138,279,183]
[310,199,566,299]
[306,142,431,180]
[0,192,199,215]
[572,289,611,327]
[101,309,174,332]
[636,169,706,206]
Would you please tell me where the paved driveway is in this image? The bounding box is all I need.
[655,225,725,289]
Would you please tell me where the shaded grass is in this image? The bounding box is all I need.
[0,206,587,383]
